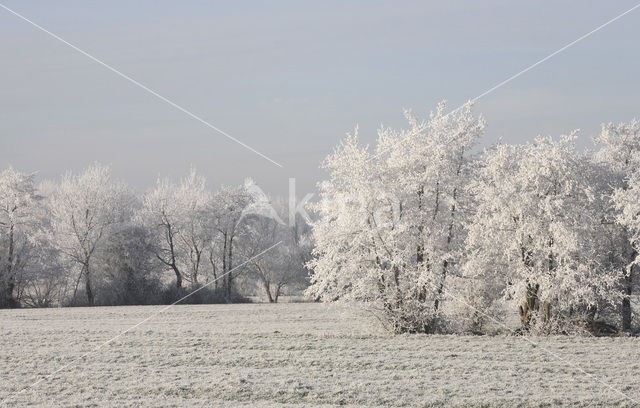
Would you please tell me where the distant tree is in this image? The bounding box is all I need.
[49,163,131,306]
[17,242,65,307]
[97,222,160,305]
[241,199,310,302]
[141,169,212,291]
[0,167,40,307]
[16,179,67,308]
[175,171,212,287]
[141,177,184,290]
[209,184,252,300]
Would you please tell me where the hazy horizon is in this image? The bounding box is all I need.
[2,0,640,196]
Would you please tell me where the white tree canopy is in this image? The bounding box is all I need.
[307,102,485,333]
[465,134,620,327]
[49,163,132,305]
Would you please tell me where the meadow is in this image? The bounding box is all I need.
[1,303,639,407]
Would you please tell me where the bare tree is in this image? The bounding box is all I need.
[242,199,310,302]
[209,185,251,300]
[140,169,211,291]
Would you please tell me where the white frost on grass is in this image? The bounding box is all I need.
[0,303,639,407]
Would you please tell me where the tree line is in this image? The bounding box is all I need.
[0,166,311,308]
[307,102,640,335]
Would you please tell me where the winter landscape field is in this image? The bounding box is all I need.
[3,2,640,408]
[1,303,639,407]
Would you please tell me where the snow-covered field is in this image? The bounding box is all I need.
[1,303,639,407]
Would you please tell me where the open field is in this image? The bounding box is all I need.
[1,303,639,407]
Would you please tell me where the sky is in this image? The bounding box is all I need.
[1,0,639,197]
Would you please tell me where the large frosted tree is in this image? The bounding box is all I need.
[615,156,640,269]
[596,119,640,331]
[464,135,619,331]
[307,102,485,333]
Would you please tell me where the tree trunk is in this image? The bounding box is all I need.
[3,222,17,308]
[622,264,634,331]
[434,181,459,312]
[4,277,15,308]
[263,280,274,303]
[221,232,227,294]
[84,264,94,306]
[172,264,182,289]
[226,234,234,300]
[209,253,218,290]
[274,284,283,303]
[163,221,182,289]
[418,178,442,304]
[416,185,424,264]
[255,263,274,302]
[191,246,201,287]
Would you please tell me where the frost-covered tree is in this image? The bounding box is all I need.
[615,159,640,264]
[49,164,131,305]
[17,238,65,307]
[140,169,211,290]
[307,102,485,333]
[0,167,41,307]
[241,199,311,302]
[174,170,211,287]
[13,180,65,307]
[465,135,619,331]
[596,119,640,331]
[97,222,161,305]
[209,184,252,300]
[141,178,184,290]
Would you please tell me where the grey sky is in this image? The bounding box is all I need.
[1,0,639,196]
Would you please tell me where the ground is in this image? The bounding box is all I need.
[0,303,639,407]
